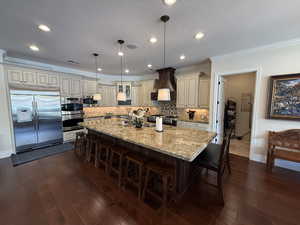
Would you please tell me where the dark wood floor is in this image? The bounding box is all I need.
[1,151,300,225]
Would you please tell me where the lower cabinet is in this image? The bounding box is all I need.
[177,120,209,131]
[63,129,85,142]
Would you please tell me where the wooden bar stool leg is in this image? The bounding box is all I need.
[118,154,123,187]
[138,164,143,200]
[105,147,110,174]
[142,169,150,201]
[125,158,130,188]
[94,143,100,168]
[162,176,168,209]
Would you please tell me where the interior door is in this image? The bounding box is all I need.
[10,93,37,152]
[35,93,63,145]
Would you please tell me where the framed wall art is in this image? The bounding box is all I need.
[268,73,300,121]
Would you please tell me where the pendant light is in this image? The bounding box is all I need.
[117,40,126,101]
[158,15,171,101]
[92,53,102,101]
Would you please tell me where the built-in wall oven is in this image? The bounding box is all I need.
[61,98,84,132]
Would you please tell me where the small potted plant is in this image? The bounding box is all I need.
[131,109,145,128]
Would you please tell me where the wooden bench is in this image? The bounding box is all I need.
[267,129,300,170]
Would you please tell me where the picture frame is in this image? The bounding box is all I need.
[267,73,300,121]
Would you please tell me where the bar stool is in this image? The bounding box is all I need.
[124,153,147,200]
[109,146,129,187]
[95,140,111,173]
[86,134,98,163]
[74,132,87,159]
[142,161,176,208]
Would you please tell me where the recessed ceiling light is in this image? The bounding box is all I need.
[118,51,124,56]
[147,64,152,68]
[97,68,102,72]
[163,0,176,6]
[125,69,129,73]
[38,24,51,32]
[180,55,186,60]
[29,45,39,51]
[149,37,157,44]
[194,32,204,40]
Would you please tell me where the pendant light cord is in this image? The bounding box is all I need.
[163,21,166,67]
[121,55,123,84]
[95,55,98,83]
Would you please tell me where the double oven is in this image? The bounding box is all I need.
[61,98,84,132]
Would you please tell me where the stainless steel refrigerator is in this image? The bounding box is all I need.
[10,89,63,153]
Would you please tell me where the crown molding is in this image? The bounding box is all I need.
[210,38,300,63]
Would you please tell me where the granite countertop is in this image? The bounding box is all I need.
[80,118,216,162]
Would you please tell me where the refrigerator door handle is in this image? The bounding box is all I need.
[32,101,37,132]
[35,101,40,132]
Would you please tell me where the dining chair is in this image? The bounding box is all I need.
[195,127,233,205]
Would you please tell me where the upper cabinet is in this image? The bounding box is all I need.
[82,79,97,96]
[198,79,210,108]
[131,85,140,106]
[139,80,154,106]
[36,72,59,87]
[7,67,60,87]
[7,68,36,86]
[176,75,199,108]
[98,85,117,106]
[60,74,82,97]
[176,75,210,108]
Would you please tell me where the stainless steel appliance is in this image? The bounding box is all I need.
[10,89,63,153]
[61,97,84,132]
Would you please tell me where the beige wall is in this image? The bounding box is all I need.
[224,72,256,136]
[210,40,300,171]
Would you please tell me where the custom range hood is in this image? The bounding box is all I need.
[151,67,176,101]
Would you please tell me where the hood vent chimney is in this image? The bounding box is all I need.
[151,67,176,101]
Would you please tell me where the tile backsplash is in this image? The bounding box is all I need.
[83,106,159,118]
[158,100,177,116]
[177,108,209,122]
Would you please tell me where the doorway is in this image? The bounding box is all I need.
[219,72,256,158]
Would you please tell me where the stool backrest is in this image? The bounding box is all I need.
[219,127,233,172]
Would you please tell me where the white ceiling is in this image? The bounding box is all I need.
[0,0,300,75]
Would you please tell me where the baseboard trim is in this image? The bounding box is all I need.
[250,153,300,172]
[0,150,12,159]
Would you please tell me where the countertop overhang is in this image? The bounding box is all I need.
[80,118,216,162]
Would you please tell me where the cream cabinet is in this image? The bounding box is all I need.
[176,76,199,108]
[176,75,210,108]
[139,80,154,106]
[131,86,140,106]
[7,68,36,85]
[48,74,60,87]
[36,72,59,87]
[71,78,82,97]
[60,76,71,96]
[99,85,117,106]
[82,79,97,96]
[60,75,82,97]
[198,79,210,108]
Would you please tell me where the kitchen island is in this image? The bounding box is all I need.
[80,118,216,194]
